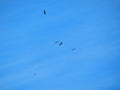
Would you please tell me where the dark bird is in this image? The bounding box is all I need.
[59,42,63,46]
[72,48,76,51]
[43,9,46,15]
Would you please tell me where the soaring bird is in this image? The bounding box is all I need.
[55,41,59,43]
[72,48,76,51]
[34,72,37,76]
[43,9,46,15]
[59,42,63,46]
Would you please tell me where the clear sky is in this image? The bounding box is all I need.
[0,0,120,90]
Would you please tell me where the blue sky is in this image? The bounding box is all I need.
[0,0,120,90]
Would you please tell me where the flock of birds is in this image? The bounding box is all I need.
[33,9,76,76]
[55,41,63,46]
[43,9,76,50]
[55,41,76,51]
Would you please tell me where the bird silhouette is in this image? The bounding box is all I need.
[43,9,46,15]
[34,72,37,76]
[59,42,63,46]
[55,41,59,43]
[72,48,76,51]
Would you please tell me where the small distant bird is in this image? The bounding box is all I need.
[55,41,59,43]
[72,48,76,51]
[59,42,63,46]
[43,9,46,15]
[34,72,37,76]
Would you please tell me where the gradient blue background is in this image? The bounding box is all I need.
[0,0,120,90]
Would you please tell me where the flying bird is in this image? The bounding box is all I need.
[34,72,37,76]
[59,42,63,46]
[43,9,46,15]
[72,48,76,51]
[55,41,59,43]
